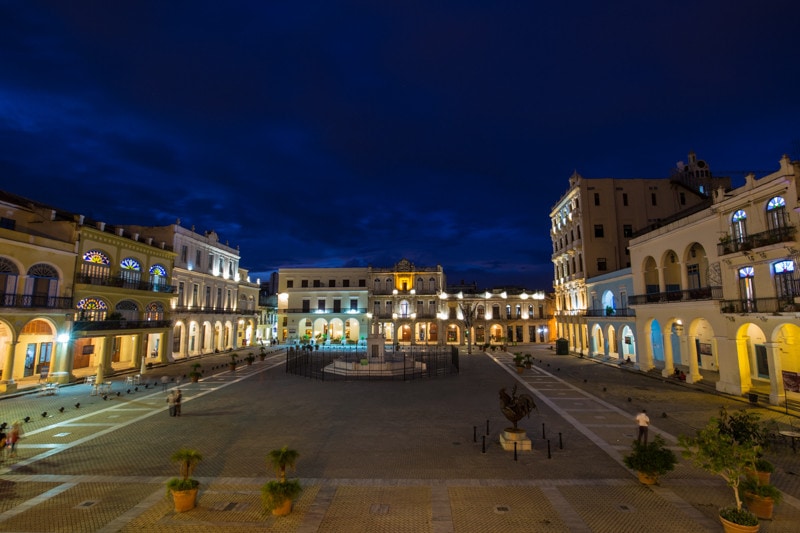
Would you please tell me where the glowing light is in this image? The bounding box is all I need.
[439,292,448,299]
[57,333,70,343]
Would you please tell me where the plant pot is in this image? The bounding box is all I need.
[271,498,293,516]
[744,468,771,485]
[190,375,199,383]
[719,514,760,533]
[743,492,774,519]
[229,363,237,371]
[516,366,524,374]
[171,488,198,513]
[636,471,658,485]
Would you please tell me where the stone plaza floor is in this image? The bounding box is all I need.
[0,345,798,532]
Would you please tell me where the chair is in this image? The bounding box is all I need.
[125,376,134,385]
[84,375,95,386]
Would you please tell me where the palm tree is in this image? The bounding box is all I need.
[268,446,300,482]
[171,448,203,481]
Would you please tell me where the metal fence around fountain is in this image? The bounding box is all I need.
[285,345,459,381]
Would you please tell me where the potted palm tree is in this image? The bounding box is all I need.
[189,363,202,383]
[245,352,255,365]
[262,446,301,516]
[166,448,203,512]
[229,353,238,371]
[680,417,760,532]
[623,434,677,485]
[513,353,525,373]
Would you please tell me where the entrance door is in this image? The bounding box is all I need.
[24,343,36,377]
[755,344,769,379]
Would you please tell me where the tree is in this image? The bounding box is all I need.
[268,446,300,483]
[456,301,477,354]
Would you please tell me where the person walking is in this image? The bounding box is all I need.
[175,389,182,417]
[166,390,177,417]
[8,421,22,458]
[0,427,6,463]
[635,409,650,444]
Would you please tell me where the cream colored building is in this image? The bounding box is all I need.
[549,152,730,355]
[629,155,800,405]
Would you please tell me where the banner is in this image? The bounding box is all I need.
[782,370,800,393]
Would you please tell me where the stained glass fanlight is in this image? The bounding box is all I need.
[774,260,794,274]
[83,250,110,265]
[767,196,786,211]
[77,297,108,310]
[738,266,754,278]
[732,210,747,222]
[149,264,167,276]
[121,258,141,270]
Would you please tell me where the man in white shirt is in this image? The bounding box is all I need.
[635,409,650,444]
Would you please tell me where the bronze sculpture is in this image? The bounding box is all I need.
[499,384,536,431]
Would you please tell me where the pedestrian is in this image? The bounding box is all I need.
[9,421,22,458]
[175,389,182,417]
[636,409,650,444]
[0,427,6,463]
[166,390,177,417]
[161,375,169,391]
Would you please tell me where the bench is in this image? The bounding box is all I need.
[39,383,59,396]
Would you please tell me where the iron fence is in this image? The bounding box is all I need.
[285,345,459,381]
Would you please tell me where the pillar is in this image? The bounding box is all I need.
[765,342,784,406]
[52,339,75,384]
[685,334,703,384]
[1,340,19,392]
[661,330,674,377]
[101,334,114,374]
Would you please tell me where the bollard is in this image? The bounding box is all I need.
[559,432,563,450]
[486,419,490,436]
[547,439,551,459]
[473,426,477,443]
[542,422,546,439]
[514,442,518,461]
[482,435,486,454]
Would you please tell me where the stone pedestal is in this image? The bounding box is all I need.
[499,428,531,451]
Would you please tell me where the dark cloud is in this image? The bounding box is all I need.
[2,1,799,289]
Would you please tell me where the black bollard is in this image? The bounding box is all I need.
[547,439,552,459]
[482,435,486,454]
[542,422,546,439]
[474,426,477,443]
[514,442,518,461]
[559,432,563,450]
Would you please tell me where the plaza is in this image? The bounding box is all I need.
[0,345,799,532]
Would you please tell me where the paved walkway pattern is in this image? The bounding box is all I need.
[0,345,799,532]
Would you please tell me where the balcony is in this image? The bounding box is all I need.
[629,286,722,305]
[77,274,177,293]
[585,308,636,317]
[286,308,368,314]
[0,294,73,310]
[720,297,799,314]
[72,319,173,332]
[173,305,256,315]
[718,226,796,256]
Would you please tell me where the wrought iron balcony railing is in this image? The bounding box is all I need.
[717,226,796,256]
[0,294,73,310]
[628,286,723,305]
[72,319,173,332]
[720,297,799,314]
[585,308,637,317]
[76,273,177,293]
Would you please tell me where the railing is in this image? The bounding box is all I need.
[72,319,173,332]
[720,297,798,314]
[371,288,439,295]
[77,274,176,293]
[585,308,637,317]
[173,305,257,315]
[285,308,368,314]
[0,294,73,309]
[628,286,723,305]
[717,226,796,256]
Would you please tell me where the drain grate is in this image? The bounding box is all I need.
[75,500,98,509]
[617,504,635,512]
[494,505,510,514]
[369,504,390,515]
[209,501,249,512]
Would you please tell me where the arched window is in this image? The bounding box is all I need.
[766,196,788,231]
[386,278,393,292]
[738,266,756,312]
[116,300,139,321]
[146,302,165,320]
[429,277,436,292]
[27,263,59,306]
[149,264,169,291]
[81,249,111,280]
[774,260,797,301]
[76,297,108,321]
[0,257,20,303]
[416,277,423,291]
[120,257,141,287]
[731,210,747,242]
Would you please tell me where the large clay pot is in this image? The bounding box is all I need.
[271,498,292,516]
[171,488,198,513]
[719,513,760,533]
[636,471,657,485]
[744,492,774,519]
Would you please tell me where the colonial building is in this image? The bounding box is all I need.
[585,268,637,362]
[119,223,258,358]
[549,152,730,355]
[628,154,800,405]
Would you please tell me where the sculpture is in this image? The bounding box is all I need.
[499,384,536,431]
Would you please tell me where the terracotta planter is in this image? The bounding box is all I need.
[229,363,237,371]
[271,498,293,516]
[171,488,198,513]
[719,514,760,533]
[745,468,771,485]
[636,471,658,485]
[516,366,524,374]
[744,492,774,519]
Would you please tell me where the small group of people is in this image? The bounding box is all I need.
[0,421,23,460]
[166,389,183,417]
[673,367,687,381]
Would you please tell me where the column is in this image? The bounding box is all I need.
[657,266,666,293]
[685,334,702,384]
[1,340,19,392]
[101,334,114,374]
[661,330,674,377]
[638,327,655,371]
[52,339,75,383]
[164,328,175,362]
[765,342,784,406]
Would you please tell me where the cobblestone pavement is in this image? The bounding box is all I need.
[0,345,798,532]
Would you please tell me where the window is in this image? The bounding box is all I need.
[774,260,797,300]
[594,224,604,238]
[343,279,350,287]
[594,193,600,206]
[358,279,366,287]
[205,286,211,307]
[739,266,756,312]
[329,279,336,287]
[680,192,686,205]
[208,254,214,271]
[181,245,188,263]
[597,258,607,271]
[622,193,628,206]
[350,298,358,311]
[623,224,632,238]
[766,196,788,230]
[195,250,202,268]
[313,280,321,288]
[317,299,326,311]
[333,299,341,313]
[687,264,700,289]
[732,210,748,242]
[302,299,310,312]
[301,280,308,288]
[286,280,293,288]
[651,193,657,206]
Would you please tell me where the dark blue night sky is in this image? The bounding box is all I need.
[1,2,798,290]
